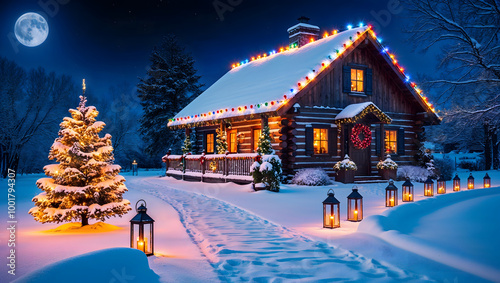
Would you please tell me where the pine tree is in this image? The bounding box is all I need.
[257,126,274,155]
[138,34,203,156]
[216,128,228,154]
[29,93,131,227]
[181,136,192,154]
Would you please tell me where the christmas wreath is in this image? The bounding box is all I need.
[351,124,371,149]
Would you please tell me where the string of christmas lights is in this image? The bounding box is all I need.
[168,22,439,128]
[335,104,392,125]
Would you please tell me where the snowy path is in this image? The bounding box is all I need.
[139,178,431,282]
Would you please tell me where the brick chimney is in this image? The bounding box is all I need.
[287,16,320,48]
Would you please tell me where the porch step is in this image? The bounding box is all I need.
[353,175,388,184]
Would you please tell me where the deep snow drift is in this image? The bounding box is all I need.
[3,170,499,282]
[13,248,159,283]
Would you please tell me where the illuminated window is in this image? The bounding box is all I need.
[385,130,397,154]
[229,131,237,153]
[253,129,261,152]
[313,128,328,154]
[206,133,214,153]
[350,69,364,92]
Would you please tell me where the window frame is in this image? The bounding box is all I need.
[313,126,329,155]
[350,68,365,93]
[384,129,398,155]
[205,132,215,154]
[252,127,262,153]
[228,130,238,153]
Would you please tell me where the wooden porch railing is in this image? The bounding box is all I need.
[162,152,258,182]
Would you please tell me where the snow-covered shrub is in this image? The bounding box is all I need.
[250,161,263,184]
[458,157,484,171]
[260,155,282,192]
[291,168,331,186]
[250,154,282,192]
[434,155,453,180]
[414,146,433,168]
[397,166,432,182]
[376,155,398,170]
[333,155,357,171]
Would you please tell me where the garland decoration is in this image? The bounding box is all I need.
[350,124,371,149]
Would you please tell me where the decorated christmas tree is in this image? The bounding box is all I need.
[181,136,193,154]
[251,125,282,192]
[257,126,274,155]
[29,82,131,227]
[216,128,228,154]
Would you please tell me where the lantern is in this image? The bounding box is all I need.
[424,177,434,197]
[453,174,460,191]
[484,173,491,188]
[402,179,414,202]
[130,199,154,256]
[347,186,363,222]
[437,176,446,194]
[385,180,398,207]
[132,160,138,176]
[468,173,474,190]
[323,189,340,229]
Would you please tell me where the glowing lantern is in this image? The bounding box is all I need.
[453,174,460,191]
[402,179,414,202]
[484,173,491,188]
[437,176,446,194]
[323,189,340,229]
[424,177,434,197]
[468,173,475,190]
[385,180,398,207]
[130,199,154,256]
[347,186,363,222]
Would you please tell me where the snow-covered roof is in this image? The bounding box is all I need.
[335,102,392,124]
[168,26,369,127]
[287,23,320,33]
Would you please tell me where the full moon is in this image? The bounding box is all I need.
[14,13,49,47]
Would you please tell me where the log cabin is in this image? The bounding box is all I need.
[165,18,440,183]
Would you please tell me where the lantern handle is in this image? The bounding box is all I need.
[327,188,335,195]
[352,185,358,190]
[136,199,147,212]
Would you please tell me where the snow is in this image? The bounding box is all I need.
[168,27,369,127]
[13,248,159,283]
[5,170,500,282]
[291,168,331,186]
[377,155,398,170]
[333,154,357,170]
[259,161,272,172]
[358,187,500,282]
[1,172,217,282]
[287,22,320,33]
[249,161,260,171]
[42,222,121,234]
[335,102,389,121]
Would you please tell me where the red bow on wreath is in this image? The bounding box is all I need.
[351,124,372,149]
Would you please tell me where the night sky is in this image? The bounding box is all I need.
[1,0,438,97]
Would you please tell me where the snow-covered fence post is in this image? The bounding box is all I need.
[181,154,186,180]
[224,151,229,178]
[201,151,206,181]
[165,149,171,174]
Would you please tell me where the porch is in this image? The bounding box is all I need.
[163,153,257,184]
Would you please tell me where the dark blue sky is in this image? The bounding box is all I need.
[1,0,438,97]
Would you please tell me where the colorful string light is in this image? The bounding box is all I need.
[169,24,438,127]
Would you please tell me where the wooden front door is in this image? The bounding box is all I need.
[347,124,371,176]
